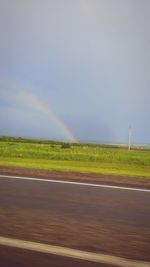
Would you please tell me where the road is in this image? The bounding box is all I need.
[0,175,150,267]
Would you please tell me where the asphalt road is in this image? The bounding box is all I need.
[0,175,150,267]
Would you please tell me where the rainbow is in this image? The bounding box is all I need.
[0,76,77,142]
[0,75,78,143]
[23,92,77,143]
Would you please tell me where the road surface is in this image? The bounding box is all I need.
[0,174,150,266]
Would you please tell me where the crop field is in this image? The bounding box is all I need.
[0,136,150,178]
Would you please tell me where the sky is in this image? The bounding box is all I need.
[0,0,150,144]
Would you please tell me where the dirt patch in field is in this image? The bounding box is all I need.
[0,166,150,189]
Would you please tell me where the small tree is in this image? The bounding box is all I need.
[61,143,71,149]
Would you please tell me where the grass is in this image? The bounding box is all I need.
[0,136,150,178]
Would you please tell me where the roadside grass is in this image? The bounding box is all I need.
[0,157,150,178]
[0,138,150,178]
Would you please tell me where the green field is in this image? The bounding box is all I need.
[0,136,150,178]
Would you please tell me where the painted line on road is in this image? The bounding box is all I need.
[0,236,149,267]
[0,174,150,192]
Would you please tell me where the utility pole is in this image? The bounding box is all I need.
[128,125,132,151]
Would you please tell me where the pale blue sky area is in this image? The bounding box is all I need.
[0,0,150,143]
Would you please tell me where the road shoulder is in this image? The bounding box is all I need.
[0,166,150,189]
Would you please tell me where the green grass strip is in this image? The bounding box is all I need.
[0,157,150,178]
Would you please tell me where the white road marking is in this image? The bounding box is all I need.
[0,174,150,192]
[0,236,149,267]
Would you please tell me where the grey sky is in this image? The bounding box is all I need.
[0,0,150,143]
